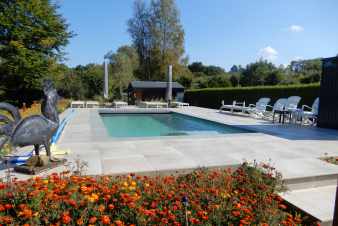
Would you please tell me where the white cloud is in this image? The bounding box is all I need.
[293,56,303,61]
[258,46,278,61]
[289,25,304,32]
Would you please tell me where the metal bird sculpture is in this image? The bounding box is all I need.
[0,80,59,161]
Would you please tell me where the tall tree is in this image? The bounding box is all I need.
[108,46,138,98]
[128,0,185,81]
[149,0,184,80]
[240,60,277,86]
[127,0,152,80]
[0,0,73,105]
[188,62,204,73]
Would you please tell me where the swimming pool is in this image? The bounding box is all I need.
[100,112,253,138]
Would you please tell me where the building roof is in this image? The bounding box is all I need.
[128,81,184,91]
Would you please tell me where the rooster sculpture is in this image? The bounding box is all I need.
[0,80,59,162]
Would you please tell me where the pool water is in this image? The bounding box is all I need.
[100,113,252,138]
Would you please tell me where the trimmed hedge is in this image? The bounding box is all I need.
[184,83,320,109]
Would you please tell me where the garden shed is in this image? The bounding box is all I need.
[127,80,185,104]
[318,56,338,129]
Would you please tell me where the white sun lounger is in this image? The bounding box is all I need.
[113,101,128,108]
[139,101,168,108]
[71,101,85,108]
[219,100,246,113]
[172,101,189,107]
[85,101,100,108]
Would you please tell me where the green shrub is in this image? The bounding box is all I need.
[184,83,320,109]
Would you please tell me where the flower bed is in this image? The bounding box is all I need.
[0,163,317,225]
[321,156,338,165]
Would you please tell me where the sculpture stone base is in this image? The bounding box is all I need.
[14,156,66,175]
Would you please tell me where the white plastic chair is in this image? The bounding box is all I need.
[266,98,287,123]
[285,96,302,123]
[245,98,271,117]
[300,97,319,125]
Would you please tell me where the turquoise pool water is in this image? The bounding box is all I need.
[100,113,252,138]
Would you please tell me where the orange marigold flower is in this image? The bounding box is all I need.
[18,209,33,219]
[240,219,250,225]
[68,199,77,207]
[98,204,105,212]
[101,215,111,225]
[89,216,97,224]
[62,214,72,224]
[108,204,115,210]
[161,218,169,224]
[4,204,12,210]
[278,204,287,210]
[76,218,84,225]
[114,220,124,226]
[232,210,241,217]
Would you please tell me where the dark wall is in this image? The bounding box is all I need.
[128,88,183,104]
[184,84,320,110]
[318,57,338,129]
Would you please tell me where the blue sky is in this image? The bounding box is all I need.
[58,0,338,70]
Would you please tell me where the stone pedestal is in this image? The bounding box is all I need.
[14,156,66,175]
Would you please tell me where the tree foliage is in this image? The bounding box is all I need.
[128,0,185,81]
[188,62,225,76]
[0,0,73,104]
[187,59,322,90]
[107,46,138,99]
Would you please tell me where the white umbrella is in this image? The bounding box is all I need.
[104,59,109,99]
[167,65,173,104]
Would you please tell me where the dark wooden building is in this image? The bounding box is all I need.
[127,81,184,104]
[318,57,338,129]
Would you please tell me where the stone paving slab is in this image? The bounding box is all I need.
[281,185,336,225]
[102,155,153,174]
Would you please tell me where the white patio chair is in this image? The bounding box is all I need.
[266,98,287,123]
[285,96,302,123]
[245,98,271,118]
[300,97,319,125]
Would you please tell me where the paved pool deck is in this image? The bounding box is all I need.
[58,107,338,178]
[2,106,338,224]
